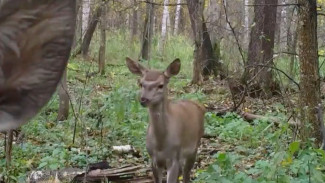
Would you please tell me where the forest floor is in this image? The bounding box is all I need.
[1,53,325,182]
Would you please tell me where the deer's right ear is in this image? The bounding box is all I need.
[126,57,146,76]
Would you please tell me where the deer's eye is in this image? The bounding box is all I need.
[158,84,164,89]
[139,82,143,87]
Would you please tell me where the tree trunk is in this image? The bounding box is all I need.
[186,0,204,84]
[287,6,298,80]
[82,0,90,36]
[298,0,322,146]
[57,69,69,121]
[174,0,182,35]
[241,0,277,98]
[140,0,155,60]
[5,130,13,168]
[81,4,103,58]
[98,5,107,75]
[159,0,170,55]
[244,0,250,47]
[202,22,225,79]
[73,0,83,49]
[275,0,287,51]
[131,0,138,41]
[179,4,186,34]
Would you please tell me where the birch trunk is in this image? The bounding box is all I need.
[279,0,287,50]
[174,0,182,35]
[244,0,250,46]
[82,0,90,36]
[159,0,169,54]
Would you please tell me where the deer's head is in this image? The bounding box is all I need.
[126,57,181,107]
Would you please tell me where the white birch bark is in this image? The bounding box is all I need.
[244,0,250,46]
[279,0,287,50]
[174,0,182,35]
[82,0,90,36]
[159,0,169,53]
[224,0,230,30]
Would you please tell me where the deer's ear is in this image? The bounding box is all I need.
[164,58,181,78]
[0,0,76,131]
[126,57,147,76]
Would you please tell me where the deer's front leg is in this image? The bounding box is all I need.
[152,161,163,183]
[167,160,180,183]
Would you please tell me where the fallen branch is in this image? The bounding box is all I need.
[206,106,299,127]
[72,165,154,183]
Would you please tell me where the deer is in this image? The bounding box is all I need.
[0,0,76,168]
[126,57,205,183]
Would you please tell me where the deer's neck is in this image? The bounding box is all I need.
[148,96,169,142]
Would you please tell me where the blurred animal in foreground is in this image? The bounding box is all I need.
[0,0,76,131]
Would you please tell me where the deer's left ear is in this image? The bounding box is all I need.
[164,58,181,78]
[126,57,147,76]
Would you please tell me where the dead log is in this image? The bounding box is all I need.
[72,165,153,183]
[27,168,84,183]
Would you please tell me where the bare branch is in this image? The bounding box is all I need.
[246,64,300,89]
[246,3,299,7]
[138,0,187,6]
[318,12,325,17]
[274,51,298,56]
[222,0,246,65]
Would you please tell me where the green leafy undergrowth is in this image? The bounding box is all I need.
[196,112,325,183]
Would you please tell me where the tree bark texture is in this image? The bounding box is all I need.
[99,4,107,75]
[244,0,250,47]
[242,0,277,98]
[298,0,322,146]
[141,0,155,60]
[57,69,69,121]
[73,0,82,49]
[131,0,138,41]
[81,3,102,57]
[202,22,225,79]
[82,0,90,36]
[174,0,182,35]
[159,0,170,55]
[186,0,204,84]
[287,6,298,80]
[6,130,13,168]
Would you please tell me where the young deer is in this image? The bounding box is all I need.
[126,57,205,183]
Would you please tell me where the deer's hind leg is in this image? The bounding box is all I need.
[182,154,196,183]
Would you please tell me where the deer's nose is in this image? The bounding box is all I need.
[140,97,149,107]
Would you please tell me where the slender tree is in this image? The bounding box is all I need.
[82,0,90,36]
[98,4,107,75]
[131,0,138,41]
[244,0,250,46]
[81,4,103,57]
[159,0,170,55]
[141,0,155,60]
[174,0,182,35]
[57,69,69,121]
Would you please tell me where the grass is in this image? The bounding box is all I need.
[1,30,325,182]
